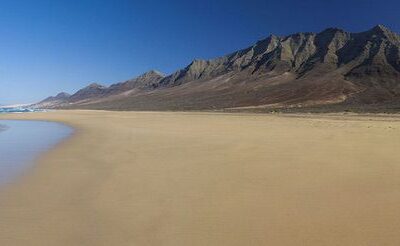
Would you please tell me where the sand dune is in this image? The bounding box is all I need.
[0,110,400,246]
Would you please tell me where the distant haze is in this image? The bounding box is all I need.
[0,0,399,104]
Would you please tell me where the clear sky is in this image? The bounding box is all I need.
[0,0,399,104]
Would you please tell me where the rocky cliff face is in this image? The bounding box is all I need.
[36,25,400,112]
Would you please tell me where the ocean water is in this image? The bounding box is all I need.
[0,120,72,185]
[0,107,41,113]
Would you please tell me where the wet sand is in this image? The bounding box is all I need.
[0,120,72,185]
[0,110,400,246]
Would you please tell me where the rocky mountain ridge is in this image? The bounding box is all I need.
[36,25,400,112]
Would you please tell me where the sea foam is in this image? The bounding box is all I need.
[0,107,42,114]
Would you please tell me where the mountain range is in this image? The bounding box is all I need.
[35,25,400,112]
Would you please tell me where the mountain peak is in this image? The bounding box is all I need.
[85,83,105,89]
[140,70,165,78]
[188,59,208,68]
[55,92,71,98]
[372,24,390,32]
[190,59,207,65]
[76,82,106,94]
[368,24,394,36]
[268,34,279,39]
[363,24,400,43]
[37,91,70,105]
[108,70,165,90]
[320,27,345,34]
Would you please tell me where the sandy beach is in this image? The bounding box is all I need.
[0,110,400,246]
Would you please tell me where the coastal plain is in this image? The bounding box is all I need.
[0,110,400,246]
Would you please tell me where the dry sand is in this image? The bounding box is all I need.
[0,110,400,246]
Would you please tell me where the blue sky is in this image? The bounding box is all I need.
[0,0,399,104]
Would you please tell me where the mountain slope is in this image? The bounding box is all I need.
[34,92,71,108]
[37,25,400,112]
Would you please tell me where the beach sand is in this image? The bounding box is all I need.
[0,110,400,246]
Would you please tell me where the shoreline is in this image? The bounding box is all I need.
[0,110,400,245]
[0,119,73,188]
